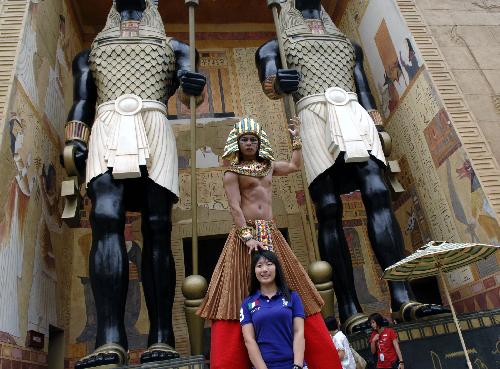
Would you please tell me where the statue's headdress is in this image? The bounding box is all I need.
[222,118,275,163]
[94,0,165,43]
[280,0,343,36]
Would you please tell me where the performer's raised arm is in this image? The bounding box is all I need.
[273,117,302,176]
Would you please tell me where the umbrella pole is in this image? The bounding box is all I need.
[438,267,473,369]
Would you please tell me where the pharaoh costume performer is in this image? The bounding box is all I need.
[64,1,205,368]
[198,119,341,369]
[256,0,448,332]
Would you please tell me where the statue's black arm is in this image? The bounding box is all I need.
[256,39,299,96]
[169,38,205,97]
[352,41,377,111]
[67,49,97,125]
[255,39,281,83]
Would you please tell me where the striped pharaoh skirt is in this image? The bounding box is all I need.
[198,220,323,320]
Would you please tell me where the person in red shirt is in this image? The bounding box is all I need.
[368,313,404,369]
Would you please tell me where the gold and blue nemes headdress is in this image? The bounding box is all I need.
[223,118,275,163]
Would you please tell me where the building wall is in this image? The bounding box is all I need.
[337,0,500,315]
[0,1,498,368]
[415,0,500,163]
[0,0,83,368]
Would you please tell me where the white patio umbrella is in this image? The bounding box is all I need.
[382,241,499,369]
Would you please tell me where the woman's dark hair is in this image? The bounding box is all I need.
[249,250,290,300]
[324,316,339,331]
[368,313,385,329]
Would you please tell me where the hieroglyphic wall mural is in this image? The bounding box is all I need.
[338,0,500,314]
[0,1,81,366]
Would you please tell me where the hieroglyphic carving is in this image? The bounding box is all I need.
[386,72,460,241]
[397,0,500,221]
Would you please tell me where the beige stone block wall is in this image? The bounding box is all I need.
[415,0,500,163]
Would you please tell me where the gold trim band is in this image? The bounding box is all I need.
[367,109,383,126]
[179,89,204,108]
[65,120,90,144]
[292,135,302,150]
[237,225,255,243]
[262,75,282,100]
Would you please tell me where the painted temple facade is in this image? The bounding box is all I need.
[0,0,498,367]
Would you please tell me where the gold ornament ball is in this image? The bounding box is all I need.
[182,274,208,300]
[308,261,332,284]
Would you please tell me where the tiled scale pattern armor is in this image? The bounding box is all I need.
[88,0,177,105]
[89,40,176,105]
[279,1,357,101]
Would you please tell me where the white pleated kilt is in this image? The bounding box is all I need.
[297,89,386,185]
[86,98,179,197]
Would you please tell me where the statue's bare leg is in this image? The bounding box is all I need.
[309,171,364,325]
[140,179,179,363]
[76,172,128,369]
[355,159,450,321]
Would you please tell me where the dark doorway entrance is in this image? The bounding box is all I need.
[183,234,227,281]
[410,276,443,305]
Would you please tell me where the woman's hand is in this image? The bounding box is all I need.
[246,239,264,254]
[398,362,404,368]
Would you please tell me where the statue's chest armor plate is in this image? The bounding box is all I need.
[283,34,356,100]
[90,38,176,105]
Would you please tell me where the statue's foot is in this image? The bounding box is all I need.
[392,301,451,323]
[75,343,127,369]
[343,313,371,334]
[140,343,180,364]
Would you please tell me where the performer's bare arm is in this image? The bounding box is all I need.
[242,324,269,369]
[273,118,301,176]
[224,172,266,253]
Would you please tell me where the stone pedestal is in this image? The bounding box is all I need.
[348,309,499,369]
[119,355,205,368]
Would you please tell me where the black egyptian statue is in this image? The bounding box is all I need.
[256,0,448,332]
[63,0,206,367]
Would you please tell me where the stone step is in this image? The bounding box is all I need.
[119,356,205,369]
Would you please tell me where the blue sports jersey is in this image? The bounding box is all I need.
[240,290,305,369]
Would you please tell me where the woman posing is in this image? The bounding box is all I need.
[240,251,305,369]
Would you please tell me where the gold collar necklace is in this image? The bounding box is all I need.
[226,160,272,178]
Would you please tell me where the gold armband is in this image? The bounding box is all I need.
[179,88,204,108]
[65,120,90,144]
[262,75,283,100]
[292,135,302,150]
[237,225,255,243]
[367,109,383,126]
